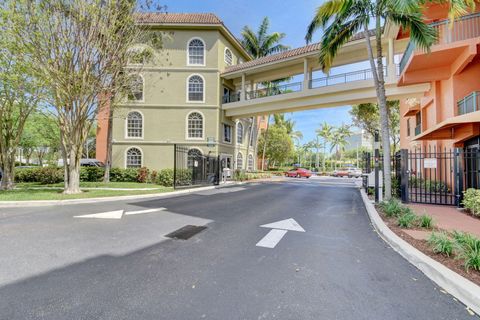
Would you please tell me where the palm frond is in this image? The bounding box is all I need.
[306,0,353,43]
[387,11,436,52]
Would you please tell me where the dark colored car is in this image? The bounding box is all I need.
[284,168,312,178]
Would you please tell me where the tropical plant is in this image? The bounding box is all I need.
[241,17,289,59]
[316,122,333,172]
[306,0,437,200]
[329,124,352,169]
[397,209,417,228]
[428,232,454,257]
[419,214,434,229]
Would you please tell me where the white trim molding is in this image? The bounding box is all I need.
[124,110,145,140]
[186,37,206,67]
[185,110,206,141]
[186,73,206,104]
[124,146,144,169]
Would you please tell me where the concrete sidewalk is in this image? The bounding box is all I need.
[409,203,480,237]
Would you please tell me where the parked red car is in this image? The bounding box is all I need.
[284,168,312,178]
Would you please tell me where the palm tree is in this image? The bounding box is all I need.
[329,125,352,169]
[305,0,436,200]
[242,17,290,171]
[316,122,333,172]
[273,114,303,142]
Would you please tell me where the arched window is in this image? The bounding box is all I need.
[236,152,243,170]
[126,111,143,138]
[128,74,144,101]
[187,112,204,139]
[237,122,243,144]
[188,75,204,102]
[248,154,254,171]
[224,48,233,66]
[187,148,203,168]
[188,38,205,65]
[126,147,142,168]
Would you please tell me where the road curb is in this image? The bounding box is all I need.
[359,189,480,314]
[0,182,248,208]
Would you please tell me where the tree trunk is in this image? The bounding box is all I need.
[103,105,114,183]
[261,115,270,171]
[64,150,82,194]
[364,20,392,200]
[0,152,15,190]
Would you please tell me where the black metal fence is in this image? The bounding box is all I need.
[364,147,480,207]
[173,145,220,189]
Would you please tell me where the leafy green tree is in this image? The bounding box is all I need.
[0,5,43,190]
[329,125,353,169]
[12,0,164,194]
[257,125,293,168]
[316,122,333,172]
[306,0,436,199]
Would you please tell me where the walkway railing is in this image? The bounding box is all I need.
[309,67,387,89]
[399,12,480,74]
[245,82,303,100]
[458,91,480,116]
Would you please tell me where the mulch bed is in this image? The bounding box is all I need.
[376,205,480,287]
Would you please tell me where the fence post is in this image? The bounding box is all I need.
[454,148,464,207]
[374,130,380,203]
[400,149,409,203]
[173,144,177,190]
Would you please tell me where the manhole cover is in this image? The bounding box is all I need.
[165,225,207,240]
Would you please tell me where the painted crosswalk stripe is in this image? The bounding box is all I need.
[256,229,288,248]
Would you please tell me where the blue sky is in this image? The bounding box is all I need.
[161,0,356,144]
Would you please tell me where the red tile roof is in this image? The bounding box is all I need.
[135,13,223,25]
[222,30,377,75]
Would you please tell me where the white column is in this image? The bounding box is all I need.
[387,38,396,82]
[303,58,309,91]
[241,73,246,101]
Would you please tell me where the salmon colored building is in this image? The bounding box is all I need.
[399,5,480,154]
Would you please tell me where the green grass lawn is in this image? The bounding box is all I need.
[0,185,173,201]
[16,181,164,189]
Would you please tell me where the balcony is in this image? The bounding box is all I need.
[415,124,422,136]
[245,82,303,100]
[458,91,480,115]
[309,67,387,89]
[399,12,480,75]
[223,93,240,104]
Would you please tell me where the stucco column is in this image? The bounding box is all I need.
[303,58,309,91]
[241,73,246,101]
[387,38,396,82]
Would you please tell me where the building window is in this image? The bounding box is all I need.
[407,119,411,137]
[224,48,233,66]
[188,148,203,168]
[127,74,144,101]
[188,75,204,102]
[188,38,205,65]
[237,122,243,144]
[126,111,143,138]
[236,152,243,169]
[223,124,232,143]
[126,147,142,168]
[187,112,204,139]
[248,154,254,171]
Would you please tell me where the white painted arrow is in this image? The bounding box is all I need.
[256,218,305,248]
[124,208,166,216]
[74,210,124,219]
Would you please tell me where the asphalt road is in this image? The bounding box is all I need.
[0,177,475,319]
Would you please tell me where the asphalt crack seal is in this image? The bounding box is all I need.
[165,225,207,240]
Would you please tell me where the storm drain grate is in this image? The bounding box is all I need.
[165,225,207,240]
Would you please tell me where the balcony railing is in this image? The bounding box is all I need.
[415,124,422,136]
[399,12,480,75]
[245,82,303,100]
[458,91,480,115]
[309,67,387,89]
[223,93,240,104]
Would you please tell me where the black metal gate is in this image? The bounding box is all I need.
[173,145,220,189]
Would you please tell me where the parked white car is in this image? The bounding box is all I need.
[347,167,362,178]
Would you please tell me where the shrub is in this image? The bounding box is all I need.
[383,199,404,218]
[428,232,453,257]
[137,167,149,183]
[150,170,158,184]
[157,169,174,187]
[15,167,64,184]
[80,167,104,182]
[109,168,138,182]
[462,189,480,216]
[397,210,417,228]
[419,214,434,229]
[234,170,247,182]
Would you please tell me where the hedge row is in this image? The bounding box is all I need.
[14,167,180,187]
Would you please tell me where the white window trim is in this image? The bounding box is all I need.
[124,110,145,140]
[127,73,145,103]
[188,147,203,155]
[124,146,144,169]
[186,37,206,67]
[236,151,244,170]
[236,121,244,145]
[224,47,234,66]
[248,153,255,171]
[185,110,206,141]
[186,73,206,104]
[223,123,233,144]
